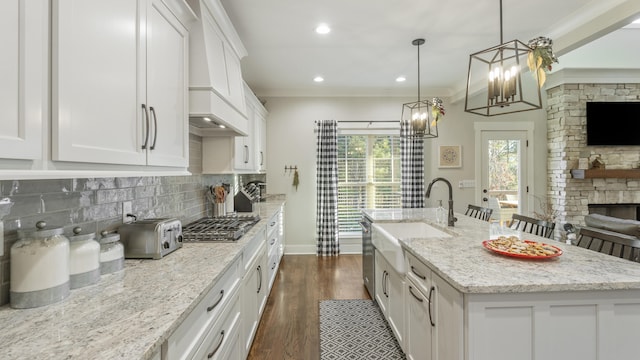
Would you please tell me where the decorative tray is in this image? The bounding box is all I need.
[482,237,563,259]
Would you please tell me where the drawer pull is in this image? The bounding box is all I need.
[270,238,276,245]
[270,221,276,227]
[206,290,225,312]
[408,285,423,302]
[207,330,225,359]
[271,261,276,270]
[411,265,427,280]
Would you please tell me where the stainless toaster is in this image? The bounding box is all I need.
[118,218,183,259]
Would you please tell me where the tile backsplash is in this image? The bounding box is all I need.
[0,173,259,305]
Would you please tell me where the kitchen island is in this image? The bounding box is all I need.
[364,208,640,360]
[0,198,285,360]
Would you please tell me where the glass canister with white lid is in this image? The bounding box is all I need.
[10,221,70,309]
[99,231,124,274]
[68,227,101,289]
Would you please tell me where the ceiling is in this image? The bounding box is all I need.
[220,0,640,99]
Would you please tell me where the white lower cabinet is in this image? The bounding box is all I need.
[265,207,283,288]
[374,250,405,351]
[404,251,464,360]
[241,232,268,358]
[166,257,242,359]
[191,290,241,360]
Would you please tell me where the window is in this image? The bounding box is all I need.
[337,134,401,235]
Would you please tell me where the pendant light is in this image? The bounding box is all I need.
[401,39,439,139]
[464,0,542,116]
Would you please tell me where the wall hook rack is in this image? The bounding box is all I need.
[284,165,298,174]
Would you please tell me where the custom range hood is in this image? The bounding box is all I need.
[188,0,249,136]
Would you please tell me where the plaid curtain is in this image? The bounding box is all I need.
[400,120,425,208]
[315,120,340,256]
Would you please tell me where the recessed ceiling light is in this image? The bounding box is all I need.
[396,76,406,82]
[203,117,212,122]
[218,124,226,129]
[315,24,331,34]
[314,76,324,82]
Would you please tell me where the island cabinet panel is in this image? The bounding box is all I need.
[374,250,406,350]
[405,257,463,360]
[466,291,640,360]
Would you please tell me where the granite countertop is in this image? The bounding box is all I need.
[0,197,285,360]
[363,208,640,294]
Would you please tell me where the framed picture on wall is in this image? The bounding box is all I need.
[438,145,462,168]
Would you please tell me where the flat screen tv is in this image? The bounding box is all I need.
[586,102,640,146]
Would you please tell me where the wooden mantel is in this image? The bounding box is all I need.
[570,169,640,179]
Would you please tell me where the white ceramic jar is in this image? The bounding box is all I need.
[10,221,70,309]
[68,227,101,289]
[99,232,124,274]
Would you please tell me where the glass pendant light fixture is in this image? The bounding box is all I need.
[464,0,542,116]
[401,39,438,139]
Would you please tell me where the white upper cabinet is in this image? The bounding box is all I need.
[145,0,190,167]
[0,0,46,160]
[52,0,189,167]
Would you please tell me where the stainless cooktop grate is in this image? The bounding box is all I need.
[182,215,260,242]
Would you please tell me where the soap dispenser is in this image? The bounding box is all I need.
[436,200,446,224]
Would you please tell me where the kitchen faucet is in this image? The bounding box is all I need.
[426,177,457,227]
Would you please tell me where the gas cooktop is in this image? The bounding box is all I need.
[182,215,260,242]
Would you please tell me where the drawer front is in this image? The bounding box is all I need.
[192,290,241,360]
[267,250,280,289]
[244,229,266,273]
[167,258,241,360]
[405,251,432,295]
[266,209,281,239]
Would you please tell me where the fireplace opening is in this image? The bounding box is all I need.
[588,204,640,221]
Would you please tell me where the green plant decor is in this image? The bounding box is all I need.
[527,37,558,88]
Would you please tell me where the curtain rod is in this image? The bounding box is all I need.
[338,120,398,123]
[314,120,398,123]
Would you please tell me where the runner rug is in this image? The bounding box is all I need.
[319,299,405,359]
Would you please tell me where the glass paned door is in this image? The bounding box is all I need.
[480,131,528,225]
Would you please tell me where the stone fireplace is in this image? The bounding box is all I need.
[546,83,640,230]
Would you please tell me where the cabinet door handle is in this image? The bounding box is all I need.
[206,289,225,312]
[271,261,276,270]
[408,285,423,303]
[260,151,264,166]
[383,271,389,297]
[428,286,435,327]
[244,145,249,163]
[206,330,225,359]
[411,265,426,280]
[141,104,150,149]
[257,265,262,293]
[149,106,158,150]
[358,221,370,233]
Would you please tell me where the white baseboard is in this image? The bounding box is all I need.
[284,237,362,255]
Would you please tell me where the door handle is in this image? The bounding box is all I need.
[149,106,158,150]
[141,104,150,149]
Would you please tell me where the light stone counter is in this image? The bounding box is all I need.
[363,208,640,294]
[0,197,285,360]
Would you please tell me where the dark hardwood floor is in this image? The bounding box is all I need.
[247,254,370,360]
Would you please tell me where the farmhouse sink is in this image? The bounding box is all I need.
[372,222,451,274]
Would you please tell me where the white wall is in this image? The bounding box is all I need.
[264,96,548,254]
